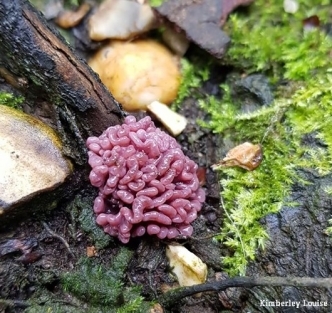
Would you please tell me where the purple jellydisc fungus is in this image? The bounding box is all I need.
[86,115,205,243]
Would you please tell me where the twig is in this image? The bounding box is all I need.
[0,299,30,309]
[220,196,247,266]
[261,105,288,144]
[190,233,221,241]
[159,276,332,308]
[42,222,75,258]
[0,298,81,309]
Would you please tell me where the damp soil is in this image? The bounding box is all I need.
[2,2,332,312]
[0,70,229,313]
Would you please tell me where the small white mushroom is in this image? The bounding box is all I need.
[147,101,187,136]
[166,244,207,287]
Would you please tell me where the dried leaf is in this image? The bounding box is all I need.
[86,245,98,257]
[0,238,38,256]
[155,0,255,58]
[212,142,263,171]
[196,166,207,186]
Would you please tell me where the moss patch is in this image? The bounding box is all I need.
[0,92,23,109]
[172,58,211,109]
[24,248,151,313]
[223,0,332,81]
[179,0,332,275]
[60,248,151,313]
[67,193,112,250]
[148,0,165,7]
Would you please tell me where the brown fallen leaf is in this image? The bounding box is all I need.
[18,251,43,264]
[86,245,98,257]
[212,142,263,171]
[302,15,320,31]
[196,166,207,186]
[154,0,255,58]
[150,303,164,313]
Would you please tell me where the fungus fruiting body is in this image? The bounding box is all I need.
[87,116,205,243]
[88,40,181,111]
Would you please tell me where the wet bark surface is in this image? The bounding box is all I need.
[0,0,124,222]
[0,0,124,165]
[242,170,332,312]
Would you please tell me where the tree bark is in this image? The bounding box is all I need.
[0,0,124,165]
[0,0,125,223]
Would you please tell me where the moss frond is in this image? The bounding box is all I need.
[197,0,332,275]
[224,0,332,81]
[0,92,23,109]
[172,58,211,109]
[61,248,151,312]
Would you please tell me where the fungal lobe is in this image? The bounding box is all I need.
[87,116,205,243]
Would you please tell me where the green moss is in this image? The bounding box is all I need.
[223,0,332,81]
[26,304,100,313]
[172,58,210,109]
[64,0,79,7]
[148,0,165,7]
[197,0,332,275]
[199,87,299,275]
[22,247,150,313]
[0,92,23,109]
[67,194,111,249]
[61,248,151,312]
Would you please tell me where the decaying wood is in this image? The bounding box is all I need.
[0,0,124,165]
[0,0,125,223]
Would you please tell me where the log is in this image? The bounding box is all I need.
[0,0,124,224]
[0,0,124,165]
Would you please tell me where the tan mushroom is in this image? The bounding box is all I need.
[89,39,181,111]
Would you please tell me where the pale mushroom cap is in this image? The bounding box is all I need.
[89,40,181,111]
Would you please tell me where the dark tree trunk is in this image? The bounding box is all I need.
[0,0,125,223]
[0,0,124,165]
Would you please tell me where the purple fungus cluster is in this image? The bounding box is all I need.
[86,115,205,243]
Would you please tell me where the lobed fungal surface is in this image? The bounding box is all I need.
[86,115,205,243]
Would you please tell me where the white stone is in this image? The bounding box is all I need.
[147,101,187,136]
[0,105,72,210]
